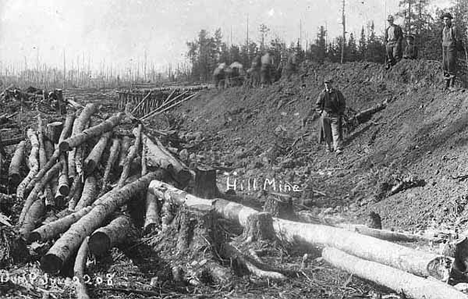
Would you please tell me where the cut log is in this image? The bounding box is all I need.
[56,154,69,198]
[18,162,61,225]
[67,174,84,210]
[149,180,453,281]
[59,113,76,144]
[19,198,45,240]
[75,176,97,210]
[144,133,192,187]
[118,136,131,170]
[84,132,110,175]
[59,112,124,151]
[40,170,165,274]
[37,117,54,208]
[101,138,120,194]
[337,223,429,242]
[73,237,90,299]
[193,166,218,199]
[16,129,39,201]
[8,140,26,186]
[141,134,148,176]
[88,215,132,256]
[25,148,61,196]
[144,190,160,233]
[29,206,93,242]
[45,122,63,144]
[117,125,142,187]
[323,247,468,299]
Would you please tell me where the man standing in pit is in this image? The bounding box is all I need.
[441,12,461,91]
[315,76,346,154]
[385,15,403,69]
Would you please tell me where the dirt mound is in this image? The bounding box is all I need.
[173,58,468,234]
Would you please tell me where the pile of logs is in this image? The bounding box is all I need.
[117,88,201,118]
[2,102,194,297]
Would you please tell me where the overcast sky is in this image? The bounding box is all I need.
[0,0,453,74]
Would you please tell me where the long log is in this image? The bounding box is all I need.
[149,181,453,280]
[8,140,26,186]
[29,206,93,242]
[59,113,76,144]
[323,247,468,299]
[84,132,111,175]
[59,113,124,151]
[40,170,165,274]
[144,133,192,187]
[74,237,90,299]
[337,223,429,242]
[118,136,131,170]
[16,129,39,201]
[75,176,97,210]
[144,190,159,233]
[18,162,61,225]
[25,148,60,196]
[88,215,132,256]
[101,138,120,194]
[56,154,69,198]
[117,125,142,188]
[19,198,45,239]
[37,117,54,208]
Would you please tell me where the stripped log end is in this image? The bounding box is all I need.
[88,232,111,256]
[58,185,70,197]
[40,254,63,274]
[59,141,70,152]
[28,231,41,243]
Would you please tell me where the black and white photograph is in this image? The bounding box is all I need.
[0,0,467,298]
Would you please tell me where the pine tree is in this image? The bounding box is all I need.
[358,26,367,61]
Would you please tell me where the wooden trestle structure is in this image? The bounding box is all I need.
[117,85,208,118]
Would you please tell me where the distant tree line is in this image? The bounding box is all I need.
[185,0,468,83]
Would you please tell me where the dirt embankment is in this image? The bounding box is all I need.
[172,59,468,233]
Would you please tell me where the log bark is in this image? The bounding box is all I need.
[46,122,63,144]
[84,132,111,175]
[16,129,39,201]
[56,154,69,199]
[144,190,160,233]
[144,133,192,187]
[75,176,97,210]
[193,166,218,199]
[18,162,61,225]
[40,170,165,274]
[118,136,131,170]
[323,247,468,299]
[117,125,142,187]
[59,113,124,151]
[29,206,92,242]
[19,198,45,240]
[88,215,132,256]
[67,174,84,210]
[73,237,90,299]
[101,138,120,194]
[149,181,453,281]
[337,223,429,242]
[8,140,26,186]
[59,113,76,144]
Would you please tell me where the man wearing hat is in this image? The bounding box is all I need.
[315,76,346,154]
[403,35,418,59]
[385,15,403,69]
[441,12,461,90]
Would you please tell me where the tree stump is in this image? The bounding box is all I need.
[242,212,276,242]
[46,122,63,144]
[366,211,382,229]
[263,193,297,221]
[193,166,218,199]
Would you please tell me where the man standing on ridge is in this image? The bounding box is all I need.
[441,12,461,91]
[385,15,403,69]
[315,76,346,155]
